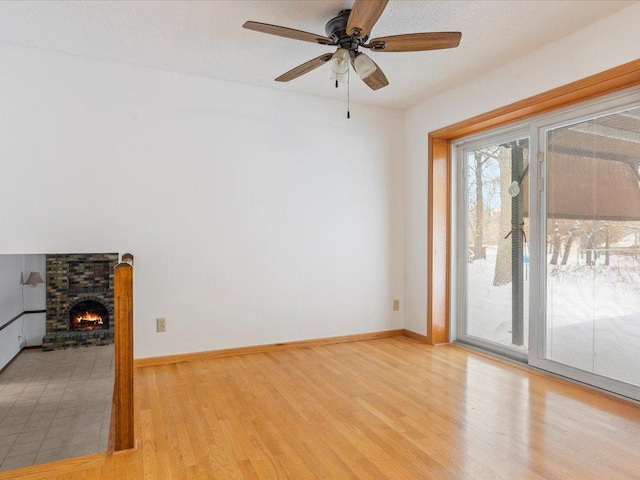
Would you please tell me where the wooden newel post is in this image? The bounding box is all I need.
[114,253,134,450]
[121,253,134,265]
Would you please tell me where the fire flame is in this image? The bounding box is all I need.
[73,311,103,324]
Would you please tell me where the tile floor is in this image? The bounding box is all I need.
[0,344,114,472]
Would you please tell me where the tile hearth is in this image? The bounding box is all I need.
[0,345,113,472]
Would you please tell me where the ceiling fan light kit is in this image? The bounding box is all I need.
[353,53,377,80]
[243,0,462,105]
[330,48,350,76]
[331,70,348,84]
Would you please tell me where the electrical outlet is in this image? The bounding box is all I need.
[393,299,400,311]
[156,317,166,333]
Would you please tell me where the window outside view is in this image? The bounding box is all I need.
[463,105,640,392]
[545,107,640,387]
[465,138,530,353]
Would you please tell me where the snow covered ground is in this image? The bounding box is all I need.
[467,247,640,387]
[466,246,529,350]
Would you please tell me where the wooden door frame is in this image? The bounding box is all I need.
[426,58,640,345]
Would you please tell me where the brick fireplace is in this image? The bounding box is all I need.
[42,253,119,351]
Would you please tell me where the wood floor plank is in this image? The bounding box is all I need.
[3,336,640,479]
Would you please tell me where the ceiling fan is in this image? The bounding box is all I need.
[242,0,461,91]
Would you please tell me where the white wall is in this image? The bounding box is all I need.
[0,254,46,369]
[0,44,404,359]
[0,255,23,322]
[403,3,640,335]
[0,255,25,369]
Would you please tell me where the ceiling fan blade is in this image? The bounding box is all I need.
[243,21,335,45]
[351,56,389,91]
[275,53,334,82]
[346,0,389,39]
[367,32,462,52]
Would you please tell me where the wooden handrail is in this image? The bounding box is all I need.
[114,253,134,451]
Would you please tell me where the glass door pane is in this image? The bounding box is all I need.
[544,105,640,388]
[461,137,530,355]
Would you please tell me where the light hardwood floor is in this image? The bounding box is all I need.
[2,336,640,479]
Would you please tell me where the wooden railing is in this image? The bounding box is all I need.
[114,253,134,450]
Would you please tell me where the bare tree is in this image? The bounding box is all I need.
[467,147,501,261]
[474,151,486,260]
[494,146,512,286]
[560,223,579,265]
[550,221,562,265]
[546,219,631,267]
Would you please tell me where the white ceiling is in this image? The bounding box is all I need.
[0,0,634,109]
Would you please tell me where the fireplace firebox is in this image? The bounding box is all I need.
[69,300,109,331]
[43,253,118,351]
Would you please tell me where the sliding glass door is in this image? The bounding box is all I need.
[533,102,640,397]
[455,90,640,400]
[457,132,530,358]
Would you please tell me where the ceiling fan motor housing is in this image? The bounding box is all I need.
[325,10,368,54]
